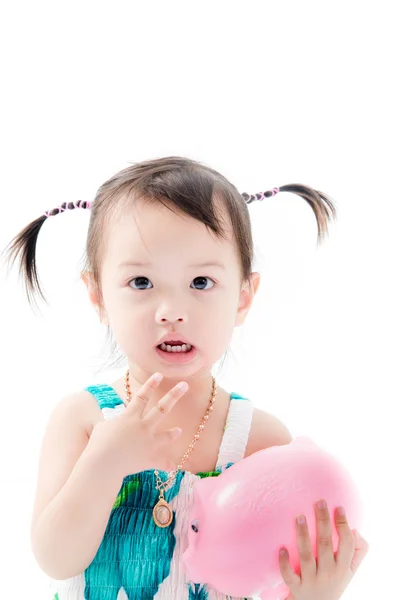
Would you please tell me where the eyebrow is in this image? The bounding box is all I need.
[117,260,226,269]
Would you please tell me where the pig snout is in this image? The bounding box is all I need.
[181,551,206,584]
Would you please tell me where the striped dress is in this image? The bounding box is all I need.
[48,383,255,600]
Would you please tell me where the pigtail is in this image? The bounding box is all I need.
[0,200,91,315]
[243,184,337,245]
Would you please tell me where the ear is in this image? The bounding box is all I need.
[81,271,109,325]
[235,272,261,327]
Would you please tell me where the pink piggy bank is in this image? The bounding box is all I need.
[181,436,364,600]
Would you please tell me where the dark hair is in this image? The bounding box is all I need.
[1,155,337,373]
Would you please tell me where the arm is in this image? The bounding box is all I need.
[32,445,124,580]
[246,408,293,457]
[30,393,125,580]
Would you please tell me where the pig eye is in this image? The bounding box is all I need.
[191,519,199,533]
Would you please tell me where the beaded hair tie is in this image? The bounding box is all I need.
[241,187,280,204]
[43,200,94,218]
[42,188,280,218]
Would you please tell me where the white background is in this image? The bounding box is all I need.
[0,1,398,599]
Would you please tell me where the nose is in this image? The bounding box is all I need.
[160,317,184,322]
[157,311,187,325]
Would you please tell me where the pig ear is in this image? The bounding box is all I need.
[193,477,219,510]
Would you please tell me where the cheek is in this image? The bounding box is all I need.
[199,313,236,358]
[105,308,143,349]
[212,299,238,327]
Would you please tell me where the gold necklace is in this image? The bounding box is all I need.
[125,368,217,528]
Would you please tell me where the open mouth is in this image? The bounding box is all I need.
[155,342,197,362]
[157,341,193,353]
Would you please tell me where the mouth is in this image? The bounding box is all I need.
[155,342,197,363]
[157,341,194,353]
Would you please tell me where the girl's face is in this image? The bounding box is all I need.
[86,196,260,386]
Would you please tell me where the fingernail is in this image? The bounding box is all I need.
[153,373,163,383]
[317,499,327,509]
[337,506,345,516]
[297,515,306,525]
[176,382,188,392]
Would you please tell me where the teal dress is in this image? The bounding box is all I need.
[49,383,254,600]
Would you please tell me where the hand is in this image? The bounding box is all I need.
[278,499,369,600]
[87,372,188,477]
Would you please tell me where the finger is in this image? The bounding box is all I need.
[295,512,317,579]
[154,426,183,448]
[348,530,369,575]
[315,499,336,573]
[333,506,357,573]
[142,380,189,428]
[278,547,301,593]
[125,373,164,416]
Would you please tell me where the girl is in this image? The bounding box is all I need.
[2,156,366,600]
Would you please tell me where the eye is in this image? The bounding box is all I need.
[127,276,216,291]
[128,276,153,290]
[191,276,215,291]
[191,518,199,533]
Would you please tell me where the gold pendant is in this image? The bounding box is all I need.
[153,492,173,528]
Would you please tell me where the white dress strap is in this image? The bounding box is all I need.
[215,392,253,472]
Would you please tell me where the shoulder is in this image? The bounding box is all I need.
[51,388,103,437]
[244,407,293,458]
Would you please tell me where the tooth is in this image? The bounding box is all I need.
[160,342,191,352]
